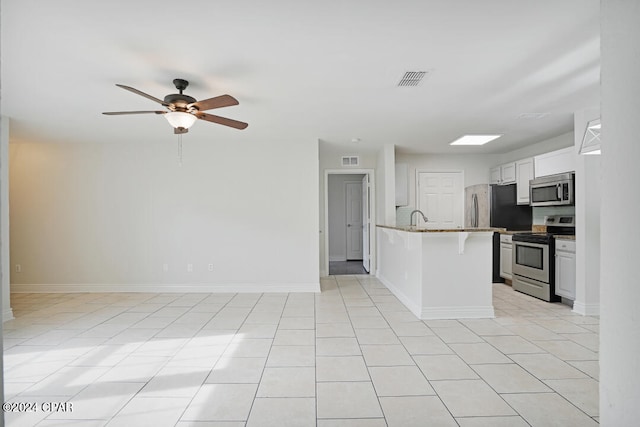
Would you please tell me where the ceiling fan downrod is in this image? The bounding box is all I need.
[173,78,189,94]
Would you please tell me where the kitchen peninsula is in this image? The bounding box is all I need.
[377,225,503,319]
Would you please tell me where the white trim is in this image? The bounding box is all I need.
[572,301,600,316]
[323,169,376,278]
[3,308,14,322]
[377,271,494,320]
[420,306,495,320]
[329,256,347,262]
[10,282,321,294]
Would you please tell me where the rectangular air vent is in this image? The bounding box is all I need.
[341,156,359,167]
[398,71,428,87]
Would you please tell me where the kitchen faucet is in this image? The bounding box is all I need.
[410,209,429,226]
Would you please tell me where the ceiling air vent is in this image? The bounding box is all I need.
[397,71,428,87]
[341,156,360,167]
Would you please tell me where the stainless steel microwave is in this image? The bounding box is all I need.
[529,172,574,207]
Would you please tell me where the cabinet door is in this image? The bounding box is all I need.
[490,166,501,184]
[555,250,576,299]
[500,243,513,280]
[501,163,516,184]
[534,147,576,178]
[515,158,534,205]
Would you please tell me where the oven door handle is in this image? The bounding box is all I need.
[557,183,562,200]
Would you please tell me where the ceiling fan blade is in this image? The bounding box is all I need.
[116,84,168,106]
[102,111,166,115]
[190,95,239,111]
[195,112,248,130]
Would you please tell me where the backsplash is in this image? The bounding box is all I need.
[397,205,574,227]
[532,206,576,224]
[396,206,414,226]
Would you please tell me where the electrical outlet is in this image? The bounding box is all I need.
[15,264,22,273]
[208,263,214,271]
[162,264,169,272]
[187,263,193,273]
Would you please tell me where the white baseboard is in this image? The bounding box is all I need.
[11,282,321,294]
[375,273,421,318]
[3,308,14,322]
[329,256,347,262]
[572,301,600,316]
[376,274,494,320]
[420,306,495,320]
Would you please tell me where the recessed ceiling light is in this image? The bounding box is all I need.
[449,134,503,146]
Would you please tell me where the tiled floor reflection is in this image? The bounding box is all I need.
[3,279,599,426]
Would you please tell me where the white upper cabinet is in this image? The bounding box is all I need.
[490,166,501,185]
[534,147,576,178]
[395,163,408,206]
[515,158,534,205]
[490,162,516,185]
[501,162,516,184]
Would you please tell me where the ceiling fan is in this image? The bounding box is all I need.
[103,79,248,134]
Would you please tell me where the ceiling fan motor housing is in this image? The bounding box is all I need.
[164,93,197,111]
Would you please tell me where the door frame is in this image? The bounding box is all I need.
[324,169,376,277]
[415,169,465,228]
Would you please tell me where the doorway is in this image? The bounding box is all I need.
[324,170,375,276]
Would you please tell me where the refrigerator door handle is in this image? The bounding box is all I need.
[472,193,478,228]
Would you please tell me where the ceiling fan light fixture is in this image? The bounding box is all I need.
[165,111,197,129]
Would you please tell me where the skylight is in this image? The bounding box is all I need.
[449,134,503,146]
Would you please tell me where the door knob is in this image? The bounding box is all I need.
[347,224,352,227]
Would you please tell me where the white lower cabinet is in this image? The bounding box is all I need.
[499,234,513,280]
[555,239,576,299]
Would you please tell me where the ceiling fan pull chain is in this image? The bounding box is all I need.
[177,134,183,166]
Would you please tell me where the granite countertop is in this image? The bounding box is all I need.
[377,225,505,233]
[555,235,576,240]
[497,230,531,235]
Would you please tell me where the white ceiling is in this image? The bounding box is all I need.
[1,0,600,155]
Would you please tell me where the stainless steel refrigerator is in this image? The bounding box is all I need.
[465,183,533,283]
[465,183,532,230]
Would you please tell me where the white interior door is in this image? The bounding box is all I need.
[417,172,463,229]
[362,175,370,272]
[345,181,363,260]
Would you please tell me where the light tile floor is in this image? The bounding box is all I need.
[3,277,600,426]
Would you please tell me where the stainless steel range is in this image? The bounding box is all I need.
[512,215,575,301]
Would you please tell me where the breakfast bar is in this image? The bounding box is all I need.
[376,225,503,319]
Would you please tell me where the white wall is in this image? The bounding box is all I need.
[394,153,499,210]
[600,1,640,424]
[376,144,395,226]
[498,132,574,164]
[573,108,600,315]
[327,174,364,261]
[10,137,319,292]
[1,117,12,320]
